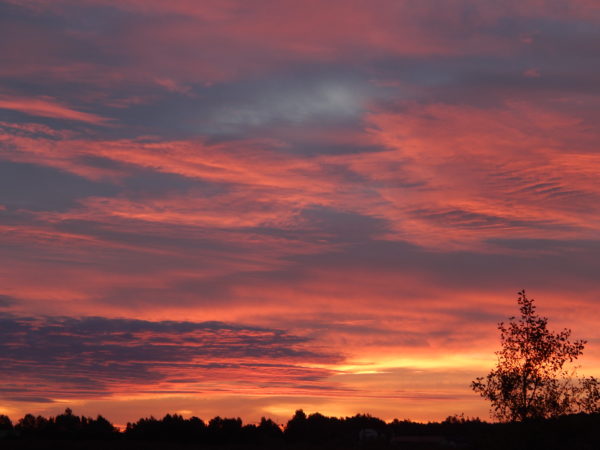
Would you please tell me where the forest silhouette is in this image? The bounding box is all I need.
[1,408,600,449]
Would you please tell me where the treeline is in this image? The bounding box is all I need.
[0,409,117,440]
[1,408,600,449]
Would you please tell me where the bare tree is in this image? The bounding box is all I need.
[472,290,600,421]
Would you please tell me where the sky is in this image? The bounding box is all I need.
[1,0,600,426]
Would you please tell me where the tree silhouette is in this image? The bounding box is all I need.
[472,290,600,421]
[0,415,12,432]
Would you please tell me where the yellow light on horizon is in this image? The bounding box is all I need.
[332,353,495,374]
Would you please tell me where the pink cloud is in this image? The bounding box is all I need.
[523,67,541,78]
[0,95,110,124]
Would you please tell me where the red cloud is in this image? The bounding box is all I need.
[0,95,110,124]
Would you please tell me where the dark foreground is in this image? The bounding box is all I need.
[1,410,599,450]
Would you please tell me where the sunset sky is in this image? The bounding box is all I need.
[1,0,600,426]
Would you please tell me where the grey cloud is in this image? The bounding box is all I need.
[200,80,365,132]
[372,12,600,109]
[0,295,16,308]
[282,141,385,157]
[281,236,600,294]
[0,314,340,399]
[231,206,388,246]
[486,238,600,252]
[0,161,118,212]
[296,207,388,243]
[5,396,55,403]
[121,169,229,197]
[409,207,572,231]
[99,69,377,140]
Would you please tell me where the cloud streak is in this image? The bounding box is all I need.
[0,95,110,124]
[0,314,341,399]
